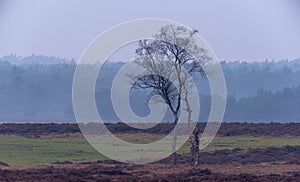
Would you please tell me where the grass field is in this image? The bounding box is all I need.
[0,135,299,165]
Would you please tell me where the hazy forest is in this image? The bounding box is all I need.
[0,55,299,122]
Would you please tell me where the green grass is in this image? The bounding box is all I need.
[179,136,300,153]
[0,135,299,165]
[0,136,107,165]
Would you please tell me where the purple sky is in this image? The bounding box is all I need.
[0,0,300,62]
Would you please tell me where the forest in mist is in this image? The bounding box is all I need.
[0,55,300,122]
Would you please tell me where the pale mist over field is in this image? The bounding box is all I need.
[0,0,299,122]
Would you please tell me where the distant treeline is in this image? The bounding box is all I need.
[0,55,300,122]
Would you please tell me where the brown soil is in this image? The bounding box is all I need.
[1,122,300,138]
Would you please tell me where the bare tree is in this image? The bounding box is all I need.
[129,24,210,165]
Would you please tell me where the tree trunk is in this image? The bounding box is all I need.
[191,124,199,166]
[171,116,178,165]
[183,85,193,160]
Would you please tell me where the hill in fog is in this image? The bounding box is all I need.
[0,55,300,122]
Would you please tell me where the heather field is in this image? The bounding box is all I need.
[0,123,299,181]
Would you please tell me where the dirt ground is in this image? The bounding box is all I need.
[1,122,300,138]
[1,162,300,181]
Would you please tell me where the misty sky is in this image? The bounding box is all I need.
[0,0,300,62]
